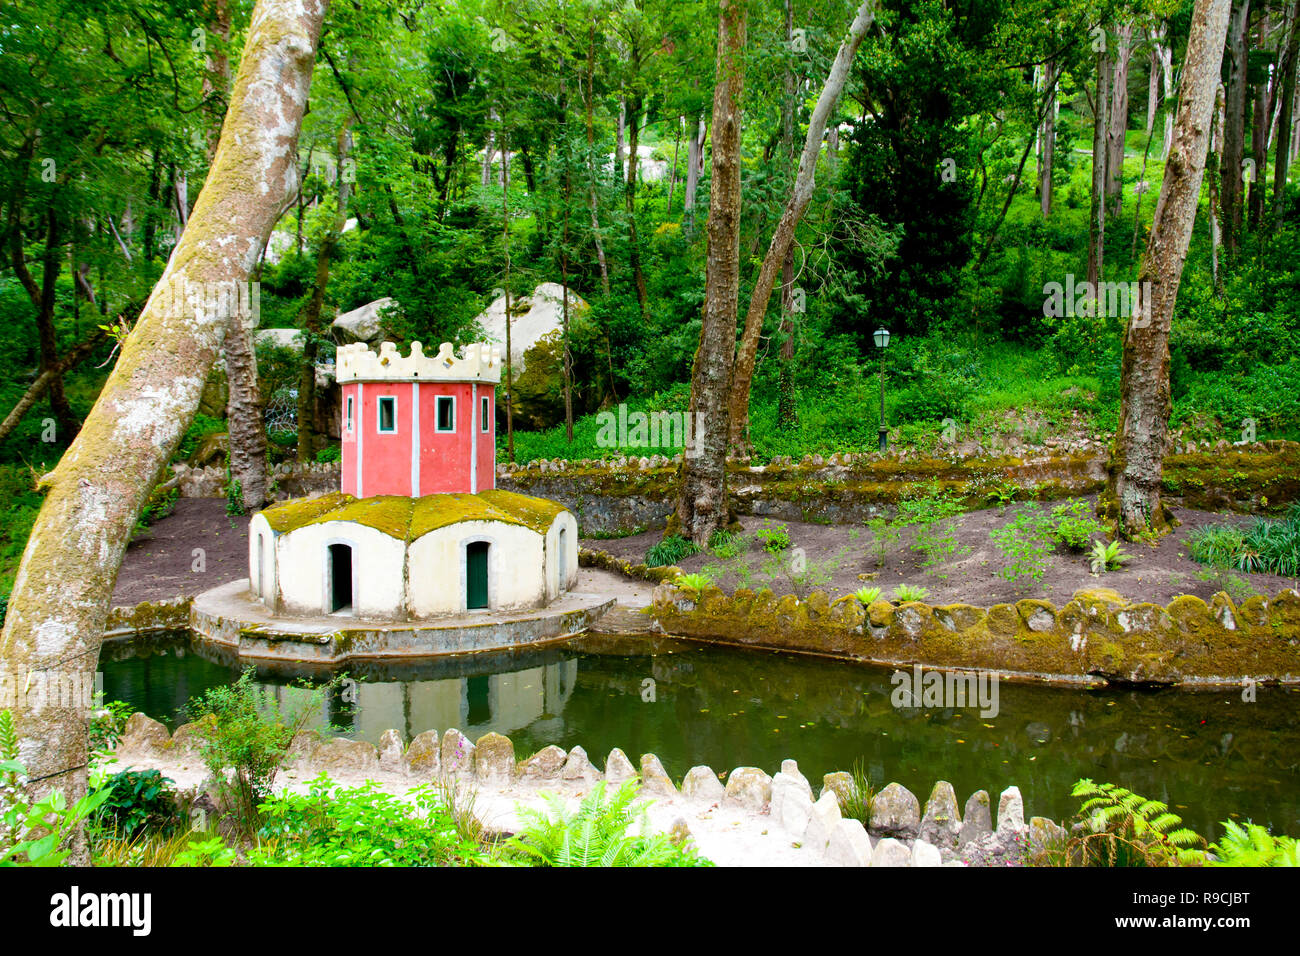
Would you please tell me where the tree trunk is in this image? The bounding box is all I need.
[1273,2,1300,211]
[1222,0,1252,255]
[1088,45,1110,292]
[1040,58,1057,219]
[1209,83,1226,291]
[625,94,650,319]
[0,0,324,859]
[727,0,876,453]
[296,120,352,463]
[685,113,704,232]
[1156,23,1175,160]
[584,27,610,294]
[676,0,747,546]
[1107,0,1232,538]
[1249,14,1270,230]
[1105,24,1134,224]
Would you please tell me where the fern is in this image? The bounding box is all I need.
[1068,779,1206,866]
[507,781,709,867]
[1209,820,1300,867]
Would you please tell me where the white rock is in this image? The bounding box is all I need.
[604,747,638,784]
[680,766,725,803]
[827,819,874,867]
[911,839,943,867]
[997,786,1026,835]
[869,837,912,867]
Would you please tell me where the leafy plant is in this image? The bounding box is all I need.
[1193,566,1258,605]
[89,769,180,839]
[677,572,713,593]
[1066,779,1205,867]
[1207,820,1299,867]
[507,780,710,867]
[1189,511,1300,577]
[88,698,135,752]
[1089,539,1130,574]
[839,760,876,828]
[854,586,882,604]
[707,528,745,558]
[174,835,238,867]
[755,523,792,554]
[990,505,1054,584]
[252,775,491,867]
[1049,499,1104,551]
[645,534,699,568]
[1,710,112,866]
[893,583,930,602]
[185,670,326,838]
[865,516,901,567]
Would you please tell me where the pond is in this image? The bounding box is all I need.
[99,631,1300,839]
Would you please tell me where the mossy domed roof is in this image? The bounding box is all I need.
[260,489,569,541]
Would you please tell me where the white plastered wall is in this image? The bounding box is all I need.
[247,514,279,610]
[408,520,546,615]
[275,520,407,619]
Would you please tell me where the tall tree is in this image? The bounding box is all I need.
[1107,0,1232,537]
[675,0,747,545]
[727,0,877,453]
[0,0,326,857]
[1221,0,1252,255]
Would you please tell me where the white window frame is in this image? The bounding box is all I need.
[480,395,491,432]
[345,395,355,432]
[377,395,398,434]
[435,395,456,433]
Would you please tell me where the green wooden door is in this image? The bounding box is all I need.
[467,542,489,609]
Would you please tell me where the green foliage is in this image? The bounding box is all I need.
[507,781,711,867]
[315,444,342,464]
[754,523,792,554]
[839,761,875,829]
[88,699,134,752]
[173,414,226,464]
[677,572,713,592]
[1207,820,1300,867]
[174,836,238,868]
[251,775,491,867]
[645,534,699,568]
[990,505,1054,585]
[1188,510,1300,577]
[854,586,882,605]
[185,671,325,838]
[1089,539,1130,574]
[89,769,180,840]
[1067,779,1205,867]
[1192,566,1258,605]
[1048,499,1104,551]
[866,516,901,567]
[1,710,112,866]
[893,583,930,602]
[707,528,743,558]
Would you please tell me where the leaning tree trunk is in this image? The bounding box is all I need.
[0,0,325,859]
[727,0,876,453]
[1107,0,1232,538]
[676,0,747,546]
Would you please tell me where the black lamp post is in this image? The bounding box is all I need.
[874,328,890,451]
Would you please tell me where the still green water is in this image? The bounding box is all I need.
[99,632,1300,838]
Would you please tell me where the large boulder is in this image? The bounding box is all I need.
[404,730,440,777]
[310,737,379,775]
[118,713,171,758]
[680,766,725,803]
[441,729,475,774]
[919,781,963,850]
[723,767,772,810]
[958,790,993,847]
[870,782,921,840]
[519,745,568,781]
[332,297,394,343]
[639,754,676,795]
[473,732,516,782]
[253,327,304,351]
[473,283,589,371]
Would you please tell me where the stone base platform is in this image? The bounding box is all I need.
[191,579,615,666]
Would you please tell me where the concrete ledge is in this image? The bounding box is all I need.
[189,579,614,665]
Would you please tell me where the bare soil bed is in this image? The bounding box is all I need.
[113,499,250,606]
[584,498,1299,607]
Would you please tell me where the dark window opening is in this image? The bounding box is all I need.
[436,395,455,432]
[481,395,490,432]
[378,396,396,433]
[329,543,353,613]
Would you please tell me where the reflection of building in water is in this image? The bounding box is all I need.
[263,660,580,743]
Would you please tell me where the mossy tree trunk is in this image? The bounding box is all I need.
[1107,0,1232,538]
[0,0,326,860]
[676,0,747,546]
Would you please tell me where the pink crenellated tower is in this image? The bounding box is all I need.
[336,341,501,498]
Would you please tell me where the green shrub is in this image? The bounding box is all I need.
[185,670,326,838]
[990,505,1055,584]
[315,444,342,464]
[755,523,792,553]
[1208,820,1299,867]
[251,775,491,867]
[866,516,901,566]
[507,780,711,867]
[1048,499,1104,551]
[1066,779,1205,867]
[645,534,699,568]
[89,769,180,839]
[677,572,713,592]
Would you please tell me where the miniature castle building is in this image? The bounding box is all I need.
[337,340,501,497]
[248,342,579,621]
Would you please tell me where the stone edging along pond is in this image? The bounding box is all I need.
[645,577,1300,688]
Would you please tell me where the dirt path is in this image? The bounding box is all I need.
[113,500,250,606]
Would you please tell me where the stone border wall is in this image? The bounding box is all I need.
[648,581,1300,687]
[104,597,192,637]
[115,715,1058,867]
